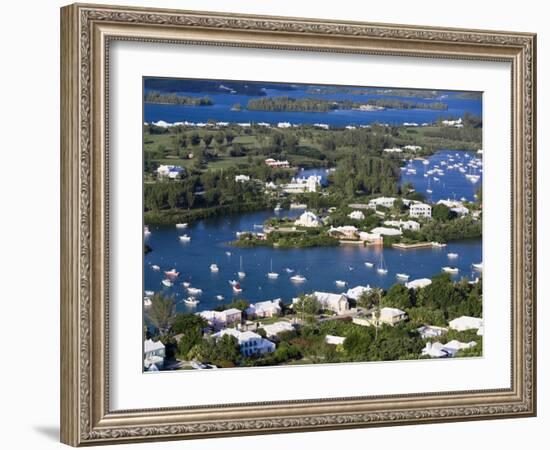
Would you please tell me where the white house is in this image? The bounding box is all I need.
[417,325,448,339]
[358,231,383,245]
[345,285,371,301]
[405,278,432,290]
[144,339,166,370]
[403,145,422,151]
[441,117,464,128]
[157,164,185,179]
[348,210,365,220]
[264,158,290,168]
[383,219,421,231]
[294,211,321,228]
[198,308,242,330]
[448,316,483,332]
[283,175,321,194]
[325,335,346,345]
[246,299,282,319]
[261,321,295,338]
[368,197,397,209]
[379,307,408,325]
[277,122,292,129]
[312,292,350,315]
[437,199,470,216]
[235,174,250,183]
[213,328,276,356]
[383,147,403,153]
[329,225,358,239]
[370,226,402,236]
[422,340,476,358]
[409,202,432,218]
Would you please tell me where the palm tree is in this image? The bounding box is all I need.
[146,293,176,335]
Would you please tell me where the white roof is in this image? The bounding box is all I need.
[314,291,346,304]
[449,316,483,331]
[405,278,432,289]
[144,339,165,353]
[325,335,346,345]
[379,307,406,319]
[223,308,242,316]
[345,285,371,300]
[262,321,294,336]
[370,227,402,236]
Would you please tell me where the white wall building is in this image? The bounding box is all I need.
[383,147,403,153]
[368,197,397,209]
[383,219,421,231]
[325,335,346,345]
[409,202,432,218]
[370,226,402,236]
[198,308,242,330]
[213,328,276,356]
[144,339,166,370]
[312,292,350,315]
[348,210,366,220]
[235,174,250,182]
[294,211,321,228]
[283,175,321,194]
[156,164,185,179]
[345,285,371,300]
[329,225,358,239]
[379,307,408,325]
[437,199,470,216]
[245,299,282,319]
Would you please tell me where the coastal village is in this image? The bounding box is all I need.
[142,82,483,371]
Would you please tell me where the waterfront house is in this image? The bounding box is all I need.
[405,278,432,290]
[283,175,321,194]
[156,164,185,179]
[417,325,449,339]
[264,158,290,168]
[358,231,383,245]
[383,147,403,153]
[312,292,350,315]
[409,202,432,218]
[246,299,282,319]
[449,316,483,332]
[213,328,275,357]
[370,226,402,236]
[235,174,250,182]
[261,321,295,338]
[345,285,371,301]
[198,308,242,330]
[294,211,321,228]
[403,145,422,151]
[437,199,470,216]
[383,219,421,231]
[329,225,358,240]
[441,118,464,128]
[348,210,366,220]
[325,335,346,345]
[277,122,292,129]
[379,307,408,325]
[422,340,476,358]
[144,339,166,370]
[347,203,371,210]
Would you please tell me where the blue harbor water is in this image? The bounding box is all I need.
[144,87,482,127]
[144,151,482,313]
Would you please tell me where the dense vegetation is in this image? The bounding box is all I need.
[246,96,448,112]
[144,91,213,106]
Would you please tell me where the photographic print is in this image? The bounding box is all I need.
[142,78,484,372]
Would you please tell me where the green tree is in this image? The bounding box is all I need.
[381,284,413,310]
[293,295,320,322]
[146,293,176,334]
[432,203,453,221]
[203,134,213,148]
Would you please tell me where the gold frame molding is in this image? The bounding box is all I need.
[60,3,537,446]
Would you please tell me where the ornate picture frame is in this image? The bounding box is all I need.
[60,3,536,446]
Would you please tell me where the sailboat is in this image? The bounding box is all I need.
[238,256,246,279]
[267,259,279,279]
[426,178,433,194]
[376,255,388,275]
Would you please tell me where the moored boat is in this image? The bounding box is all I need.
[164,269,179,277]
[396,273,410,280]
[447,252,459,259]
[442,266,459,274]
[210,263,219,273]
[187,287,203,295]
[161,279,173,287]
[184,297,199,306]
[179,234,191,242]
[472,262,483,271]
[290,274,306,283]
[175,223,188,229]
